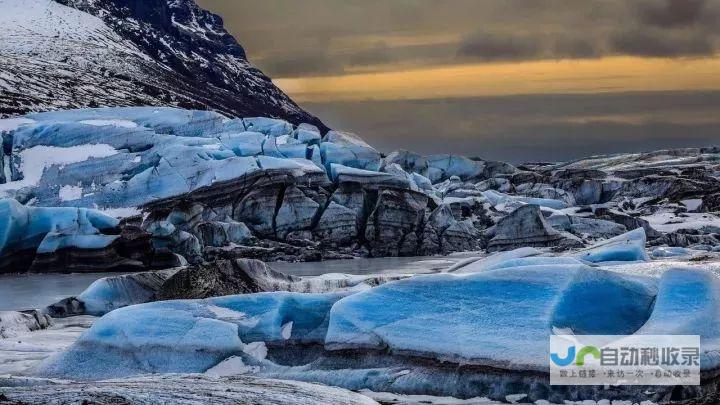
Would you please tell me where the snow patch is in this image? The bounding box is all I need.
[0,118,35,134]
[79,119,138,128]
[98,206,142,219]
[58,185,83,201]
[204,356,257,376]
[0,144,118,193]
[243,341,267,361]
[281,321,293,340]
[642,212,720,233]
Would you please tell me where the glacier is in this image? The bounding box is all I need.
[34,257,720,402]
[75,270,178,316]
[0,107,332,209]
[324,264,657,370]
[39,292,347,379]
[0,198,120,269]
[572,228,650,263]
[1,106,719,271]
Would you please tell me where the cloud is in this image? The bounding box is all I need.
[637,0,707,28]
[457,32,542,61]
[198,0,719,79]
[550,38,602,59]
[610,30,714,57]
[345,42,393,66]
[257,50,345,77]
[257,41,453,77]
[304,91,720,163]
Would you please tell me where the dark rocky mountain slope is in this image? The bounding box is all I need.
[0,0,325,129]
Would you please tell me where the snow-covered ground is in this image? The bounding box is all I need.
[0,316,94,375]
[0,374,379,404]
[642,211,720,233]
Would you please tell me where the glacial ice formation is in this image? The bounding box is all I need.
[41,262,667,379]
[39,292,347,379]
[325,265,657,370]
[2,106,719,268]
[1,106,718,283]
[38,301,247,379]
[76,270,178,316]
[0,108,331,209]
[0,198,119,263]
[635,268,720,370]
[35,253,720,403]
[573,228,650,263]
[47,259,408,317]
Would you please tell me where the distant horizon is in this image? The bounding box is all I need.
[303,90,720,164]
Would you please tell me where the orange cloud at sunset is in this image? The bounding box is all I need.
[277,56,720,103]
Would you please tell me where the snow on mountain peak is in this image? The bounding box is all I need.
[0,0,325,130]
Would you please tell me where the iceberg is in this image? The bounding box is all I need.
[447,247,542,273]
[635,268,720,370]
[38,302,245,379]
[0,198,119,259]
[37,260,720,402]
[325,265,657,370]
[76,270,178,316]
[572,228,649,263]
[39,292,347,379]
[320,131,381,172]
[423,154,483,183]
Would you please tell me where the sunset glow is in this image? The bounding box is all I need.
[276,56,720,102]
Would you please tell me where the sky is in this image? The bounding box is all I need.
[197,0,720,163]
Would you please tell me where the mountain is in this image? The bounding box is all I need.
[0,0,325,129]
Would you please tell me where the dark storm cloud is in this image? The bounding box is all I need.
[637,0,707,28]
[551,38,601,59]
[345,42,392,66]
[192,1,720,162]
[457,32,541,61]
[197,0,719,77]
[259,50,344,77]
[255,41,453,77]
[457,33,604,61]
[611,30,715,57]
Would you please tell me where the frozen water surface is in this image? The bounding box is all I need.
[0,273,126,311]
[0,256,468,311]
